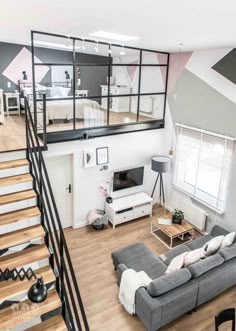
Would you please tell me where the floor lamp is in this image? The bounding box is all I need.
[151,156,171,205]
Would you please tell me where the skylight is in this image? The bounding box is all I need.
[34,40,74,50]
[89,31,139,42]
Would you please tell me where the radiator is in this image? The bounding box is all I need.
[167,195,208,232]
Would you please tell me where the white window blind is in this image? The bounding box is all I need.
[173,124,235,213]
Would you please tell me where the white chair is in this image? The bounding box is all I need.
[0,89,5,125]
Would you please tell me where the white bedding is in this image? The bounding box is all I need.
[46,98,100,120]
[27,98,104,127]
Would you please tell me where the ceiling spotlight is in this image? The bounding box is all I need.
[120,45,126,56]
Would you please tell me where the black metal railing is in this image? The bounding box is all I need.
[25,97,90,331]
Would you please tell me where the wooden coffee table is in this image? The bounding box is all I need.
[151,217,194,249]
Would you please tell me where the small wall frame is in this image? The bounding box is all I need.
[96,147,109,165]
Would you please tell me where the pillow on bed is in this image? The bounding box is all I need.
[36,84,47,90]
[59,87,71,97]
[22,87,33,96]
[49,86,61,97]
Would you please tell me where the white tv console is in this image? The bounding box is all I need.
[105,192,153,229]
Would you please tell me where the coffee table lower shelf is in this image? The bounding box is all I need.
[151,220,194,249]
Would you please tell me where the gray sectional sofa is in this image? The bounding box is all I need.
[111,225,236,331]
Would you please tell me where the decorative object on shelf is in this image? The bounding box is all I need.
[96,147,109,165]
[100,180,111,198]
[87,209,109,230]
[22,70,28,80]
[77,67,81,87]
[83,150,96,167]
[172,208,184,225]
[100,165,109,171]
[0,267,48,303]
[151,156,171,205]
[106,196,113,204]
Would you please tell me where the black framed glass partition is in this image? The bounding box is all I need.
[30,31,169,144]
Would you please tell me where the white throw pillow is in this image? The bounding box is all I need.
[49,86,61,97]
[203,235,224,256]
[59,87,71,97]
[220,232,235,249]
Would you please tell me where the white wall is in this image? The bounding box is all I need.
[44,122,172,228]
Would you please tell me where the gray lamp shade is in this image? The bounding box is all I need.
[151,156,171,173]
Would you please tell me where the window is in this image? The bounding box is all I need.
[31,31,169,143]
[173,124,234,213]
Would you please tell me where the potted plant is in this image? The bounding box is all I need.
[172,208,184,225]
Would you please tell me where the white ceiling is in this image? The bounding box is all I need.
[0,0,236,52]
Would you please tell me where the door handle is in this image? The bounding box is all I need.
[66,184,72,193]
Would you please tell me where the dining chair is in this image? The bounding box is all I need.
[215,307,235,331]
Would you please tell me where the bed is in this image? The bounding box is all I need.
[19,82,104,127]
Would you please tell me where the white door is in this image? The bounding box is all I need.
[45,154,73,229]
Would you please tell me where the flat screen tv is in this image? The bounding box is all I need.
[113,166,144,192]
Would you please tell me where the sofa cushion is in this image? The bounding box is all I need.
[186,234,213,250]
[188,254,224,278]
[147,268,192,297]
[220,232,236,249]
[111,242,167,279]
[159,245,191,266]
[219,243,236,261]
[210,225,229,237]
[203,235,224,256]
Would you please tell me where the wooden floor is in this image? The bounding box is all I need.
[0,111,156,152]
[64,206,236,331]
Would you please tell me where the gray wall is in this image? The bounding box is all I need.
[0,41,108,99]
[168,50,236,232]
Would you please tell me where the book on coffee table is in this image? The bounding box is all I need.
[158,218,172,225]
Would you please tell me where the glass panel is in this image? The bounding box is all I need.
[33,34,73,64]
[140,66,167,94]
[76,97,107,129]
[33,65,73,99]
[110,65,139,95]
[138,95,165,121]
[75,65,108,98]
[45,98,74,132]
[109,96,138,125]
[75,40,109,64]
[111,45,140,64]
[142,51,168,65]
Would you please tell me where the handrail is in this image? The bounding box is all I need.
[25,97,90,331]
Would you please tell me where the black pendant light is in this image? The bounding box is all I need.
[0,268,48,303]
[28,276,48,303]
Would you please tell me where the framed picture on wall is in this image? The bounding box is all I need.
[84,150,96,168]
[96,147,109,165]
